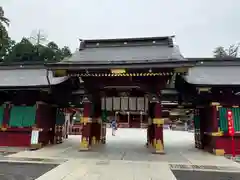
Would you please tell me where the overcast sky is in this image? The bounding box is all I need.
[2,0,240,57]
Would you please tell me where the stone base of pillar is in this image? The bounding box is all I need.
[79,120,91,151]
[90,121,98,147]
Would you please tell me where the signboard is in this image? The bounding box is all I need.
[31,130,39,145]
[54,69,67,77]
[111,69,126,74]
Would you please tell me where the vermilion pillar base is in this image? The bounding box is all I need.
[80,121,91,151]
[153,124,164,154]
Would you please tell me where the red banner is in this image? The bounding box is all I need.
[227,110,235,136]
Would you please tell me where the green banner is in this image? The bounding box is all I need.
[101,110,108,122]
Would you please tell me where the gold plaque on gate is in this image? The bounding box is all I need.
[111,69,126,74]
[54,69,67,77]
[174,67,189,73]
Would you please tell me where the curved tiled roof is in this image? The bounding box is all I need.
[63,36,185,64]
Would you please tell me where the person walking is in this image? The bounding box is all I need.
[110,118,117,136]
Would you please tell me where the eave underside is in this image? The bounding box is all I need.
[0,69,68,87]
[185,66,240,85]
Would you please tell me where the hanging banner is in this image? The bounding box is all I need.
[31,130,39,145]
[113,97,120,110]
[101,97,105,110]
[145,96,149,111]
[227,109,235,158]
[106,97,113,111]
[137,97,144,111]
[129,97,137,111]
[121,97,128,111]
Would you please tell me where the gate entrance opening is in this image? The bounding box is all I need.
[115,111,148,128]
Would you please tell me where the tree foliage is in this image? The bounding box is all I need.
[3,38,72,63]
[213,44,239,58]
[0,6,9,27]
[0,6,72,63]
[0,7,11,61]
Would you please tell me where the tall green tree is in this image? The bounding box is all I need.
[0,6,10,26]
[0,6,11,61]
[213,44,239,58]
[39,41,61,62]
[39,42,72,62]
[213,46,227,58]
[0,7,72,63]
[4,38,36,62]
[61,46,72,59]
[0,24,10,61]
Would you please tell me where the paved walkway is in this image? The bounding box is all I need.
[7,129,240,180]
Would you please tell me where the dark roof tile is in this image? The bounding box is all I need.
[64,36,185,64]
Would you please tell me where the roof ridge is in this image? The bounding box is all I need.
[78,36,174,50]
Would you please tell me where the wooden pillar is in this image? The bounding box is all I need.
[101,122,106,144]
[146,117,152,147]
[210,102,221,133]
[92,100,102,145]
[212,106,218,132]
[210,102,225,155]
[96,117,101,144]
[80,100,92,151]
[153,102,164,154]
[194,108,200,149]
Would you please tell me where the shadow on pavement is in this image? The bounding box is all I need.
[0,162,58,180]
[172,170,240,180]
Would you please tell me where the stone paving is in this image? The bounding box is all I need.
[6,129,240,180]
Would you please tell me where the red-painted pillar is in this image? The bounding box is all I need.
[95,117,101,144]
[80,101,92,151]
[153,102,164,154]
[211,105,218,133]
[146,117,150,147]
[91,101,102,146]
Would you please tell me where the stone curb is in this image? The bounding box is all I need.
[0,160,62,164]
